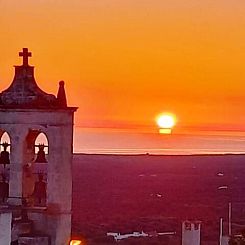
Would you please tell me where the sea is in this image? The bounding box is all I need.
[73,127,245,155]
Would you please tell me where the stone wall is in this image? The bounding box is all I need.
[0,108,75,245]
[0,212,12,244]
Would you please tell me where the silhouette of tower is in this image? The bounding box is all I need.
[0,48,77,244]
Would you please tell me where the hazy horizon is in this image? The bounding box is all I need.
[74,127,245,155]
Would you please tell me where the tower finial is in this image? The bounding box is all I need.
[57,81,67,108]
[19,48,32,66]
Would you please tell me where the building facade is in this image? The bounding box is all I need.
[0,48,77,245]
[182,220,201,245]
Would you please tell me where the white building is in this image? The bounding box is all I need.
[182,220,201,245]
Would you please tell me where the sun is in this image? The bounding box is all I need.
[157,114,175,128]
[156,113,176,131]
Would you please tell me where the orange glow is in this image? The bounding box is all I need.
[1,1,245,138]
[70,240,82,245]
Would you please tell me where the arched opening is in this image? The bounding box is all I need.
[0,131,11,204]
[23,130,48,206]
[0,132,11,150]
[0,132,11,170]
[35,133,49,155]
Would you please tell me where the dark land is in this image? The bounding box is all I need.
[72,154,245,244]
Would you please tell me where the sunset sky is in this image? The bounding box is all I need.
[1,1,245,153]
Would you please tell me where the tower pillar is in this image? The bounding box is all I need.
[9,128,27,205]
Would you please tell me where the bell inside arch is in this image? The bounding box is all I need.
[35,144,47,163]
[0,142,10,168]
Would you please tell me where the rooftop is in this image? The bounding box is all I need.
[0,48,71,110]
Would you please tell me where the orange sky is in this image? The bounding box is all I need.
[1,1,245,134]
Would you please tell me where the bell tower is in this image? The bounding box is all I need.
[0,48,77,245]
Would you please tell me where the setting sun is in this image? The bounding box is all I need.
[156,114,176,134]
[156,114,176,129]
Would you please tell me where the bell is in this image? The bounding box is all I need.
[34,144,47,163]
[0,142,10,168]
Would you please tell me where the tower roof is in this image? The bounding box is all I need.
[0,48,73,110]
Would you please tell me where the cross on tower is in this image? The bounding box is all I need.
[19,48,32,66]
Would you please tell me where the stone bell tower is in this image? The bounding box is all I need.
[0,48,77,245]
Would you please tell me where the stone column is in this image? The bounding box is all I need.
[47,125,73,211]
[46,123,73,245]
[0,212,12,244]
[9,127,27,205]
